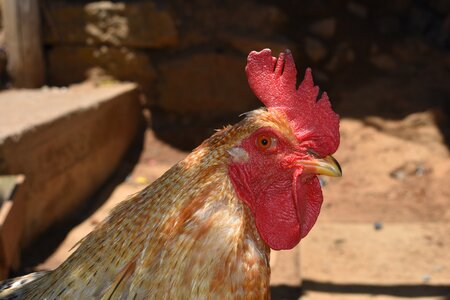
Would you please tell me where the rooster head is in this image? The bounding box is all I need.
[227,49,341,250]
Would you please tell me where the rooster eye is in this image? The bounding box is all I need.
[256,134,275,150]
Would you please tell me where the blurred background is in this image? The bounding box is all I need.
[0,0,449,299]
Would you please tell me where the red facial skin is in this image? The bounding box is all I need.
[228,127,323,250]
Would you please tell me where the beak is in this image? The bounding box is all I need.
[298,155,342,177]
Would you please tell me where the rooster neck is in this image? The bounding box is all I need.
[20,159,271,299]
[129,167,271,298]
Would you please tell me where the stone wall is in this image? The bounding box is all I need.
[41,0,450,148]
[43,0,292,120]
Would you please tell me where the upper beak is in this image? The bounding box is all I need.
[298,155,342,177]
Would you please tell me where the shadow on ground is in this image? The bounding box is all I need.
[271,284,302,299]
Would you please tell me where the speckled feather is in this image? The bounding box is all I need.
[0,109,291,300]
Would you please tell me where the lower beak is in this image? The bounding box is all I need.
[298,155,342,177]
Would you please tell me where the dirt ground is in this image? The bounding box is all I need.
[17,38,450,299]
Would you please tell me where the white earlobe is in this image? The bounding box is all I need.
[227,147,249,163]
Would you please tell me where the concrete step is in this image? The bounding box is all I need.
[0,82,142,277]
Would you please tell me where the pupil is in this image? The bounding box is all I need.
[261,139,268,146]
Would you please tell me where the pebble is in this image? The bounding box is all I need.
[415,165,425,176]
[390,169,406,180]
[374,222,383,231]
[422,274,431,283]
[390,161,429,180]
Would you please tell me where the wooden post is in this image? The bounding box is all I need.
[2,0,45,88]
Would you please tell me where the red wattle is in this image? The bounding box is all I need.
[295,176,323,239]
[253,188,301,250]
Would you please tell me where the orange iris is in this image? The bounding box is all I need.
[256,134,272,150]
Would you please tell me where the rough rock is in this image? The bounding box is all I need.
[173,1,287,49]
[43,1,178,48]
[47,46,156,94]
[157,52,257,116]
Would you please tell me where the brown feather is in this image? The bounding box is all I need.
[5,109,282,299]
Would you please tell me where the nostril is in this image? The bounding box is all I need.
[307,148,321,159]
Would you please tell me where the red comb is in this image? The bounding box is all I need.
[246,49,340,156]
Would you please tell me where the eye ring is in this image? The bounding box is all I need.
[256,134,274,150]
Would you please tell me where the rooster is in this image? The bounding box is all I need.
[0,49,341,299]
